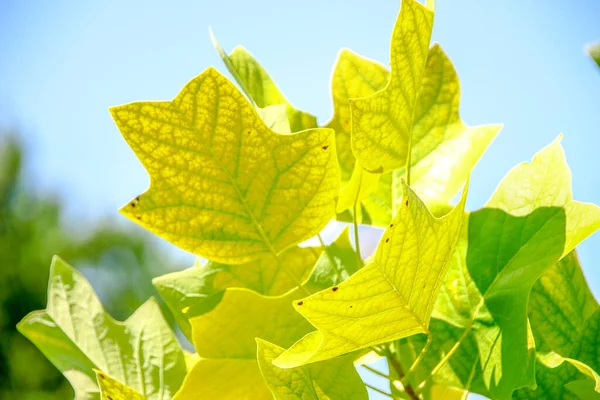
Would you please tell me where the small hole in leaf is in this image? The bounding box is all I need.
[297,301,303,306]
[332,287,338,292]
[322,145,330,150]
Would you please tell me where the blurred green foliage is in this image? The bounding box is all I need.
[0,135,183,399]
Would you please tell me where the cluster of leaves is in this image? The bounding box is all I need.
[18,1,600,399]
[0,136,182,399]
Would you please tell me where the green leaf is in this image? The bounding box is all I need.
[111,67,340,264]
[153,245,322,339]
[326,49,388,181]
[256,339,368,399]
[17,257,186,400]
[514,350,600,399]
[95,371,146,400]
[17,310,100,400]
[588,41,600,69]
[528,251,598,356]
[274,181,467,368]
[401,138,600,399]
[211,31,317,132]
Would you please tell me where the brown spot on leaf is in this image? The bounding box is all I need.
[322,145,330,150]
[136,215,142,220]
[405,199,409,207]
[332,287,338,292]
[297,301,303,306]
[385,238,389,243]
[350,305,353,308]
[389,224,394,228]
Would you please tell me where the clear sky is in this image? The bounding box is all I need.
[1,0,599,397]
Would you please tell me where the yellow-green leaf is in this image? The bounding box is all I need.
[274,181,467,368]
[211,31,317,132]
[485,135,600,257]
[112,67,340,264]
[96,371,146,400]
[17,257,186,400]
[350,0,434,172]
[153,245,321,339]
[333,38,499,226]
[398,138,600,399]
[256,339,368,399]
[336,163,380,214]
[326,49,388,180]
[351,44,501,225]
[173,288,313,399]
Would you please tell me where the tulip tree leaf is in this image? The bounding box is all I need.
[397,138,600,399]
[112,67,340,264]
[326,49,388,181]
[169,230,364,399]
[528,251,598,356]
[351,0,434,172]
[256,339,368,400]
[17,310,100,400]
[96,371,146,400]
[211,31,317,132]
[153,245,322,339]
[274,181,467,368]
[171,288,312,399]
[17,257,186,400]
[335,32,500,225]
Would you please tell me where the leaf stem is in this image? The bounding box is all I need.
[401,332,432,386]
[386,346,420,400]
[352,204,362,267]
[362,364,393,380]
[420,322,474,390]
[365,383,395,398]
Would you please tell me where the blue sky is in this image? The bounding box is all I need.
[1,0,599,397]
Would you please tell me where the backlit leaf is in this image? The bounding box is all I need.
[17,257,186,400]
[153,245,321,339]
[274,181,467,368]
[398,138,600,399]
[351,0,434,172]
[112,67,340,264]
[169,230,363,399]
[96,371,146,400]
[211,31,317,132]
[256,339,367,399]
[173,288,312,399]
[17,310,100,400]
[336,26,499,225]
[326,49,388,180]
